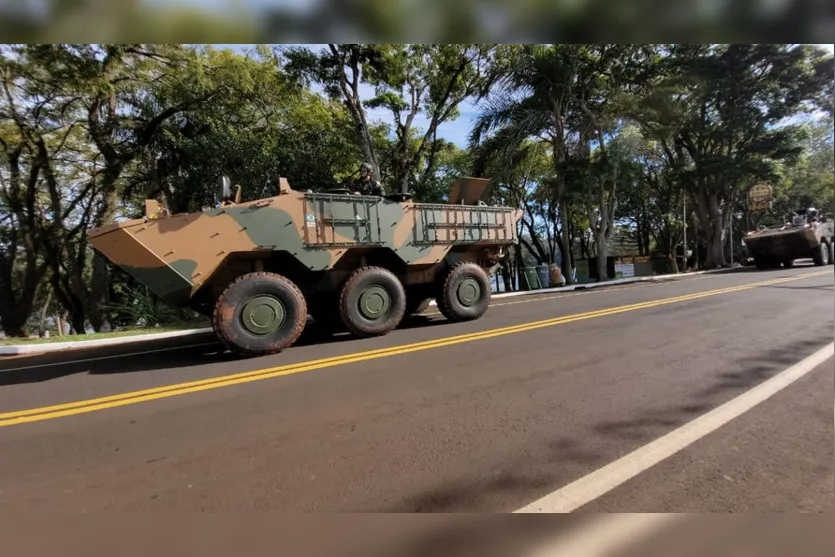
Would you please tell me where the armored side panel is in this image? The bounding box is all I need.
[89,191,330,305]
[300,193,520,266]
[88,219,197,306]
[743,227,819,259]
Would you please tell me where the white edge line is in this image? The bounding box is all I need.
[0,342,220,372]
[0,268,731,354]
[524,513,687,557]
[0,328,214,355]
[514,341,835,513]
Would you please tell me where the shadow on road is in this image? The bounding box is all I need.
[385,327,834,513]
[585,330,834,450]
[762,284,834,291]
[0,314,448,387]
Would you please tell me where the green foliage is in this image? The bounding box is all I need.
[283,43,496,196]
[104,285,203,329]
[633,44,832,267]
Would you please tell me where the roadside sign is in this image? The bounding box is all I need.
[747,184,773,212]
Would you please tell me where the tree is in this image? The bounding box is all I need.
[575,125,644,281]
[363,44,496,195]
[136,47,363,212]
[0,117,48,336]
[283,44,496,198]
[639,44,833,268]
[471,44,593,284]
[762,115,835,227]
[282,44,389,183]
[4,44,257,332]
[471,44,653,282]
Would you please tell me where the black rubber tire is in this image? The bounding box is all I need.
[338,266,406,337]
[212,272,307,357]
[782,259,794,269]
[827,240,835,266]
[812,242,829,266]
[436,262,491,322]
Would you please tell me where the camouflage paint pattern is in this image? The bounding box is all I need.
[87,178,523,308]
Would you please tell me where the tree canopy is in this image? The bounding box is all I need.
[1,43,832,337]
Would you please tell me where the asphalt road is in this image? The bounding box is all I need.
[0,264,832,515]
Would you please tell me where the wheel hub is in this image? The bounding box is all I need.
[456,277,481,307]
[241,295,285,335]
[358,285,391,319]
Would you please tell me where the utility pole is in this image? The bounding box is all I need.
[682,195,687,272]
[729,213,733,266]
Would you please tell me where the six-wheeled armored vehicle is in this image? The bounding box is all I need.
[87,176,523,357]
[743,208,835,269]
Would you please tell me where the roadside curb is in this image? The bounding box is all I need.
[426,266,736,306]
[0,266,742,356]
[0,327,214,355]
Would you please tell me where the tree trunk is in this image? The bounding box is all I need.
[596,231,609,281]
[88,252,112,333]
[691,188,727,269]
[558,201,573,284]
[705,222,725,268]
[37,290,52,336]
[70,315,85,336]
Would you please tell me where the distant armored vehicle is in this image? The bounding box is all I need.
[743,208,834,269]
[87,176,522,356]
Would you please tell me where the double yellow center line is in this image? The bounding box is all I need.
[0,271,827,427]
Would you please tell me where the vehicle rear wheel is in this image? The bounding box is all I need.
[212,272,307,357]
[827,240,835,266]
[338,266,406,337]
[436,262,491,322]
[812,241,829,266]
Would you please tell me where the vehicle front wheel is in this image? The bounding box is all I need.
[212,272,307,357]
[812,241,829,266]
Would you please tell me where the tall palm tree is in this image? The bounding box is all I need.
[469,44,595,284]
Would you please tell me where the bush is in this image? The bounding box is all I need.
[105,285,205,328]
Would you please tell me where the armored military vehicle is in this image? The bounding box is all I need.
[743,208,835,269]
[87,176,522,357]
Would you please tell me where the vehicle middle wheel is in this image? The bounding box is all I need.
[212,272,307,357]
[338,266,406,337]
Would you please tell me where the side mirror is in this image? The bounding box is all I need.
[218,175,232,201]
